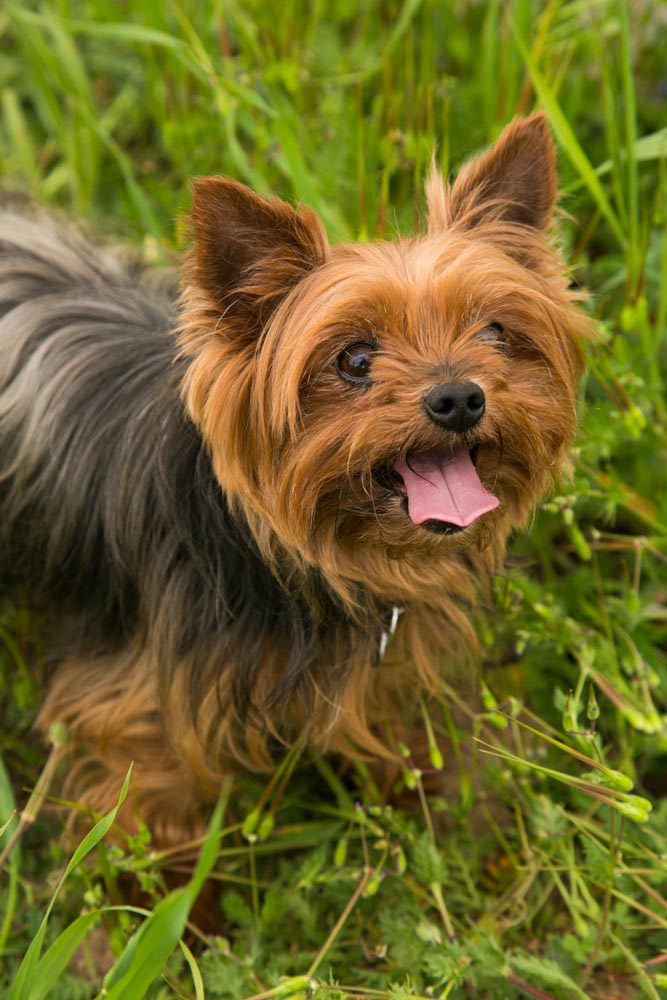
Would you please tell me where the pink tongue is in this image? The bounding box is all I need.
[395,448,499,527]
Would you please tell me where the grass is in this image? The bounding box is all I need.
[1,0,666,997]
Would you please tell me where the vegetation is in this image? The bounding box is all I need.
[1,1,666,997]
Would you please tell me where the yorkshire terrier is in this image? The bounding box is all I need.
[0,113,592,846]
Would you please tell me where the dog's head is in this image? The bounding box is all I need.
[179,113,593,601]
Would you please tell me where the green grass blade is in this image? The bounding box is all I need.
[101,776,232,999]
[1,88,39,185]
[565,127,667,208]
[617,0,639,285]
[6,4,66,139]
[0,753,17,842]
[0,753,20,953]
[27,911,102,1000]
[179,938,205,1000]
[67,19,192,52]
[8,767,131,1000]
[513,26,626,248]
[101,888,192,997]
[272,114,349,239]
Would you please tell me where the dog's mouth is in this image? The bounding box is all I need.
[382,445,500,535]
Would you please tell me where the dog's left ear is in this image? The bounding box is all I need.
[428,112,557,232]
[189,177,329,334]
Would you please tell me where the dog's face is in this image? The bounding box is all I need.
[179,114,592,594]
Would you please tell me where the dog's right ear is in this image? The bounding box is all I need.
[189,178,329,332]
[428,112,557,233]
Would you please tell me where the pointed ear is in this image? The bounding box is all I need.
[432,112,557,232]
[189,178,329,330]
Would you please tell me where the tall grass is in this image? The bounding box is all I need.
[1,1,666,998]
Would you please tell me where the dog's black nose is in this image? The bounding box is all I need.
[423,381,485,432]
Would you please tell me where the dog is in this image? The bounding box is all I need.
[0,112,593,847]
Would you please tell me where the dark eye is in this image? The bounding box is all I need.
[337,342,376,383]
[477,322,508,352]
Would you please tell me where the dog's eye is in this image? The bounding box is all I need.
[337,342,376,383]
[477,322,508,352]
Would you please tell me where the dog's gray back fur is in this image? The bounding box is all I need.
[0,204,358,712]
[0,205,184,633]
